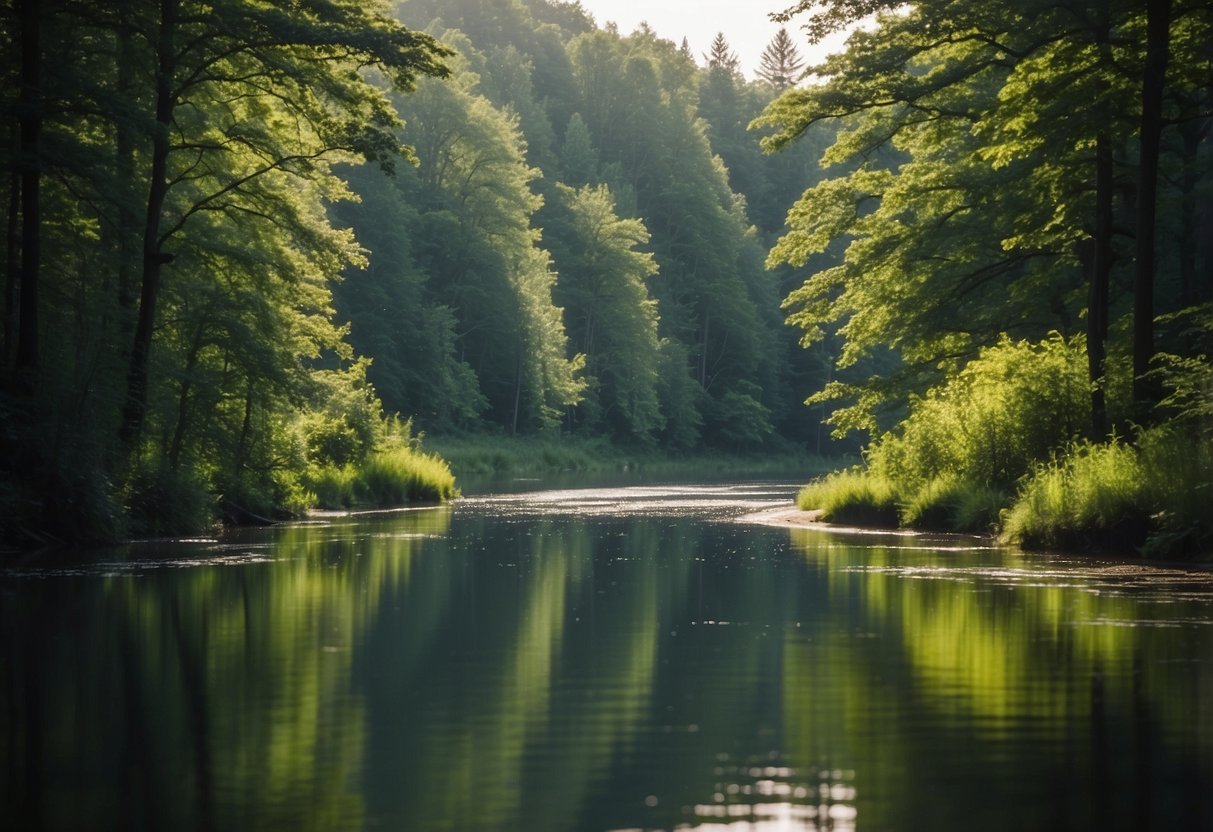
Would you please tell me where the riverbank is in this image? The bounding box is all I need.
[425,434,845,480]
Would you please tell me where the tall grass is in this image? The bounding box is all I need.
[424,435,615,475]
[899,475,1007,534]
[306,447,457,510]
[1002,427,1213,557]
[797,469,900,528]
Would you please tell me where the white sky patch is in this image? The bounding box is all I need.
[574,0,855,79]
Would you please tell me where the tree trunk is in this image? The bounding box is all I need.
[1087,134,1111,439]
[1086,16,1115,439]
[233,377,254,484]
[1132,0,1172,411]
[168,331,203,471]
[121,0,177,447]
[1177,119,1207,308]
[4,153,18,368]
[15,0,42,383]
[115,4,139,320]
[511,349,522,435]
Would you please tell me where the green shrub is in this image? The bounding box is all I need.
[308,464,358,510]
[999,428,1212,556]
[356,447,457,506]
[1136,426,1213,556]
[900,476,1007,533]
[797,469,900,528]
[305,446,457,510]
[125,462,215,538]
[870,333,1090,493]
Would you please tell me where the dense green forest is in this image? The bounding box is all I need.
[774,0,1213,556]
[0,0,835,544]
[2,0,1211,555]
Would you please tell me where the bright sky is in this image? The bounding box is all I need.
[575,1,853,79]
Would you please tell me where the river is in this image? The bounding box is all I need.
[2,479,1211,830]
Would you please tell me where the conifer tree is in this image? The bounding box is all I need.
[756,28,805,89]
[704,32,740,72]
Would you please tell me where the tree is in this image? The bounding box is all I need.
[118,0,451,448]
[546,184,662,441]
[761,0,1213,443]
[756,28,806,89]
[1132,0,1173,410]
[382,35,584,432]
[704,32,741,73]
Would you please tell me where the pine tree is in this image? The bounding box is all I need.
[703,32,740,72]
[756,28,805,89]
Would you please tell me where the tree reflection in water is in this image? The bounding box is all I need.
[2,485,1211,830]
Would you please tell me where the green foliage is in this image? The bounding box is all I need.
[706,381,775,448]
[306,448,457,510]
[900,476,1007,534]
[356,448,458,506]
[0,0,457,543]
[868,334,1091,491]
[1003,426,1213,557]
[124,461,215,539]
[796,468,899,528]
[547,183,662,441]
[426,434,616,475]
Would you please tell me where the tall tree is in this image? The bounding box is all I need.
[546,183,662,440]
[118,0,450,448]
[756,27,805,89]
[13,0,42,383]
[1132,0,1173,410]
[704,32,741,73]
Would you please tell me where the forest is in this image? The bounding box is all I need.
[1,0,1211,557]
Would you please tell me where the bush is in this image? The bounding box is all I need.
[797,469,900,528]
[869,333,1090,492]
[356,447,457,505]
[900,476,1007,533]
[305,446,457,510]
[1002,427,1213,557]
[125,462,215,538]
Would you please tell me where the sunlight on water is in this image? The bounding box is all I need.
[463,482,800,518]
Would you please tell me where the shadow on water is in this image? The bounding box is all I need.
[1,481,1211,831]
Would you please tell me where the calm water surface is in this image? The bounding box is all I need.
[3,479,1212,831]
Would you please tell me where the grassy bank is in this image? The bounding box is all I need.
[305,446,458,510]
[425,434,841,480]
[797,427,1212,559]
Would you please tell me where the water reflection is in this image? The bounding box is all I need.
[2,483,1211,831]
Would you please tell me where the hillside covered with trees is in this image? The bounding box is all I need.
[0,0,836,543]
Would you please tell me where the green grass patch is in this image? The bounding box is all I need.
[306,447,457,510]
[1002,427,1213,558]
[797,469,900,528]
[900,476,1008,534]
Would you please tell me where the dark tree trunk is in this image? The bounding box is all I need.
[115,5,138,319]
[1132,0,1172,411]
[511,349,522,435]
[168,331,203,471]
[1177,119,1208,307]
[4,154,18,368]
[15,0,42,383]
[121,0,177,447]
[1088,131,1113,438]
[1087,13,1115,439]
[232,377,254,483]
